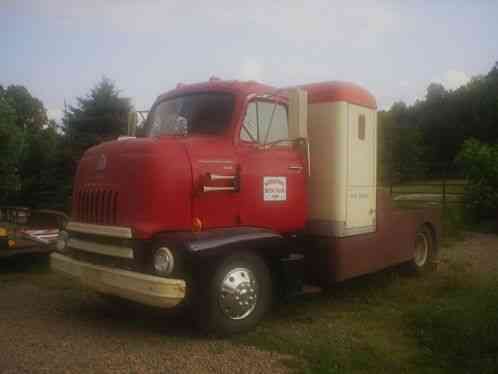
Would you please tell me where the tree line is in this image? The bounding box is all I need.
[379,61,498,183]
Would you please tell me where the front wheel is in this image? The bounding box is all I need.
[194,252,272,335]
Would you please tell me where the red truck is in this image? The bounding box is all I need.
[51,79,440,334]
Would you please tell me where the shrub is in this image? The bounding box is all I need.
[456,139,498,220]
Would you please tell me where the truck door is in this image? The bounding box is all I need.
[237,99,307,233]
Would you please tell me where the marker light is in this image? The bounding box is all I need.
[192,217,203,232]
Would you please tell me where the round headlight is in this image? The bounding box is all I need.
[56,230,69,252]
[154,247,175,275]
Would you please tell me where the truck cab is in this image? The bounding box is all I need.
[51,79,440,335]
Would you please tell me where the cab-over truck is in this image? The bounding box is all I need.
[51,79,440,334]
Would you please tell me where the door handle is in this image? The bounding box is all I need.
[208,174,236,181]
[202,171,240,192]
[288,165,303,171]
[203,186,236,192]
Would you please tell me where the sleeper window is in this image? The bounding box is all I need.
[358,114,366,140]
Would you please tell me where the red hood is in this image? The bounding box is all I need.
[72,137,193,239]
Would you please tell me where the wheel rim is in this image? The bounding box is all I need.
[414,232,429,267]
[218,267,258,320]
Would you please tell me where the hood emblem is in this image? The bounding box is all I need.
[96,154,107,171]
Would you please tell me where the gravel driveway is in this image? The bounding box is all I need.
[0,257,289,374]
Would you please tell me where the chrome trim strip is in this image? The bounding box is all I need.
[209,174,236,180]
[66,221,133,239]
[68,238,134,259]
[198,159,233,164]
[203,186,236,192]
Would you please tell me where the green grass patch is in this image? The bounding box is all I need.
[236,267,472,374]
[390,179,466,195]
[406,279,498,374]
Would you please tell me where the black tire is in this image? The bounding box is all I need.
[407,225,435,273]
[193,252,272,336]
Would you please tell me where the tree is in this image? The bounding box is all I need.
[63,77,132,152]
[378,101,425,183]
[425,83,447,102]
[0,93,23,202]
[0,84,61,208]
[17,126,59,208]
[3,85,48,130]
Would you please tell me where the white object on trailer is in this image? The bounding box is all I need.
[305,89,377,237]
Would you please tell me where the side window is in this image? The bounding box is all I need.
[241,102,258,142]
[241,100,288,144]
[358,114,366,140]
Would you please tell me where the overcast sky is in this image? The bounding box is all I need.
[1,0,497,122]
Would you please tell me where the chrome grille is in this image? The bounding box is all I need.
[76,186,118,225]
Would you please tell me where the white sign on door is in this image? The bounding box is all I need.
[263,177,287,201]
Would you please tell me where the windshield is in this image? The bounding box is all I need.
[146,93,234,137]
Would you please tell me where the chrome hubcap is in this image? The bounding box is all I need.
[414,232,429,267]
[219,267,258,320]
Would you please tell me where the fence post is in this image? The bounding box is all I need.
[442,164,447,211]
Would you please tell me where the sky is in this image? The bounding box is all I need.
[1,0,497,123]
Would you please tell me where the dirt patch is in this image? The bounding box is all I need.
[439,232,498,276]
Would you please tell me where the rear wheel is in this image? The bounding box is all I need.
[408,225,434,272]
[194,252,272,335]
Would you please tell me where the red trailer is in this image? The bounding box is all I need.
[51,79,440,334]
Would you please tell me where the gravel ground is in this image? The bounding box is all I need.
[0,257,290,374]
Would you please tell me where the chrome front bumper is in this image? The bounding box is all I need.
[51,253,186,308]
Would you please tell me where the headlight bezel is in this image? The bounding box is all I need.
[153,246,175,276]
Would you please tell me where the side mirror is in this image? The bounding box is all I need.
[175,116,188,136]
[287,88,310,176]
[127,111,138,136]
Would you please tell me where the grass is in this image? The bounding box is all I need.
[390,179,466,193]
[236,268,473,373]
[406,279,498,374]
